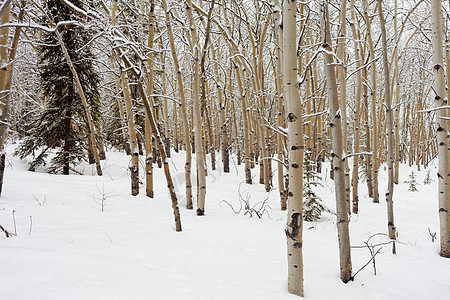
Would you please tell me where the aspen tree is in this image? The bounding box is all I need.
[211,43,230,173]
[378,0,396,240]
[120,71,140,195]
[0,3,10,130]
[236,62,252,184]
[185,0,207,215]
[110,0,130,155]
[363,0,380,203]
[173,99,179,153]
[337,0,351,212]
[162,59,170,157]
[393,0,400,184]
[144,0,156,198]
[242,4,272,191]
[431,0,450,257]
[0,1,22,196]
[273,0,286,210]
[350,0,362,214]
[321,1,352,283]
[162,0,193,209]
[283,0,304,296]
[198,0,216,213]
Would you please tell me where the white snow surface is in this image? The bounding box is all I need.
[1,143,449,300]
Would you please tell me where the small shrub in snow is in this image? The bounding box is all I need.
[404,170,418,192]
[303,152,332,221]
[423,169,433,185]
[220,181,272,219]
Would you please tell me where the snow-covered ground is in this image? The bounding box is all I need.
[1,142,449,300]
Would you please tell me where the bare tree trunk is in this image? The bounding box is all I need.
[350,0,362,214]
[162,0,193,209]
[120,71,139,196]
[115,44,182,230]
[431,0,450,257]
[186,0,208,215]
[364,0,380,203]
[235,62,252,184]
[144,0,156,198]
[284,0,304,296]
[393,0,400,184]
[211,44,229,173]
[274,0,286,210]
[378,0,396,240]
[321,1,352,283]
[337,0,351,214]
[0,2,22,196]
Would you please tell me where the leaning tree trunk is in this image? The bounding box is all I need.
[283,0,304,296]
[378,0,396,240]
[431,0,450,257]
[321,1,352,283]
[162,0,193,209]
[55,30,102,176]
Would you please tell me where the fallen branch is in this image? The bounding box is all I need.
[0,224,10,237]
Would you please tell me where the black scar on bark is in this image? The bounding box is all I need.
[285,213,302,240]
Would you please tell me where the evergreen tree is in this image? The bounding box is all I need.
[404,170,419,192]
[303,151,331,221]
[15,0,101,174]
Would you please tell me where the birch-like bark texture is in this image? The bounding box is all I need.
[320,1,352,283]
[211,43,229,173]
[116,46,182,231]
[337,0,350,213]
[273,0,286,210]
[0,3,10,156]
[393,0,400,184]
[431,0,450,257]
[0,2,21,196]
[186,0,206,215]
[350,0,362,214]
[199,0,216,212]
[363,0,380,203]
[144,0,156,198]
[378,0,396,240]
[162,0,193,209]
[109,0,131,156]
[235,61,252,184]
[120,71,139,196]
[283,0,304,296]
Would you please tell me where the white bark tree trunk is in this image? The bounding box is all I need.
[284,0,304,296]
[162,0,193,209]
[378,0,396,240]
[321,1,352,283]
[431,0,450,257]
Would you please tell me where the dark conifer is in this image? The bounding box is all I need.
[15,0,101,174]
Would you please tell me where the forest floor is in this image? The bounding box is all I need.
[0,142,449,300]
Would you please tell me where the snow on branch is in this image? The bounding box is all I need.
[0,20,85,32]
[418,105,450,113]
[343,152,373,160]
